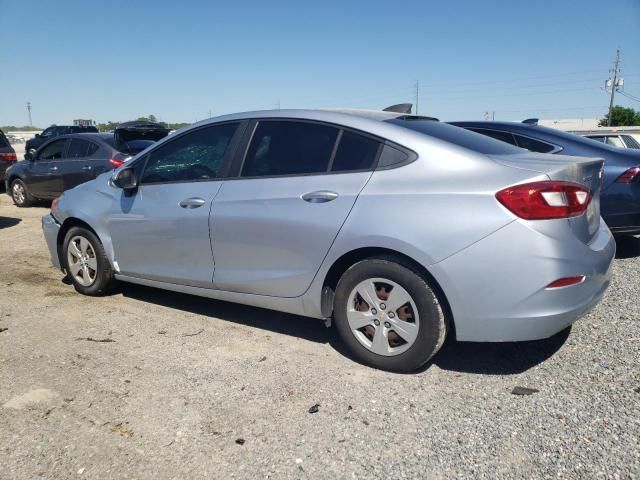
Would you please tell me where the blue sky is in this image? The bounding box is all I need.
[1,0,639,126]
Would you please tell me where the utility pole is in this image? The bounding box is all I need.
[207,109,212,118]
[606,49,622,126]
[26,101,32,126]
[414,80,419,115]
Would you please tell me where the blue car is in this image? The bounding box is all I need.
[450,120,640,235]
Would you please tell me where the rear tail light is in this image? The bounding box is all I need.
[110,158,125,168]
[0,152,17,161]
[51,196,60,215]
[496,181,591,220]
[615,167,640,183]
[546,276,586,289]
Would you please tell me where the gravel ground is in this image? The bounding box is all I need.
[0,193,638,479]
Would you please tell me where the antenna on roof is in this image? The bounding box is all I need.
[522,118,539,125]
[383,103,413,114]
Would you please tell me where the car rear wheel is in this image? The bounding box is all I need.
[333,256,447,372]
[62,227,115,295]
[10,179,33,207]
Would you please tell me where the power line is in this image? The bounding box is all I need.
[619,91,640,102]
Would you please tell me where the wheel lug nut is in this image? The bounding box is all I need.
[371,308,377,315]
[380,303,386,310]
[384,322,391,328]
[388,312,395,318]
[373,319,380,326]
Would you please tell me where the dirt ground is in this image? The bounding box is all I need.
[0,193,638,479]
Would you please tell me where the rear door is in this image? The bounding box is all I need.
[60,138,105,192]
[29,138,69,197]
[211,120,380,297]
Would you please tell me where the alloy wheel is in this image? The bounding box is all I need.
[12,182,25,205]
[67,236,98,287]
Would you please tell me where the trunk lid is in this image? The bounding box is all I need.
[491,152,604,244]
[114,121,171,145]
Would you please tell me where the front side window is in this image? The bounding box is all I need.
[38,139,67,160]
[513,134,557,153]
[588,136,606,143]
[242,121,339,177]
[67,138,99,158]
[331,131,380,172]
[605,136,625,148]
[141,123,238,184]
[40,127,55,138]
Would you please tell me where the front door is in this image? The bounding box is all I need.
[212,120,380,297]
[107,122,242,287]
[29,138,68,197]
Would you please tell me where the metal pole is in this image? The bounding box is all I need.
[607,49,620,127]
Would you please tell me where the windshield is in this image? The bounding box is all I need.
[386,119,523,155]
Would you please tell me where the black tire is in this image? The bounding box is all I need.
[10,179,33,207]
[333,256,447,372]
[62,226,115,295]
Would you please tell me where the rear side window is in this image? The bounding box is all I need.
[469,128,518,146]
[66,138,100,158]
[141,123,238,183]
[331,131,380,172]
[0,131,9,148]
[513,134,557,153]
[621,135,640,149]
[388,119,522,155]
[242,121,339,177]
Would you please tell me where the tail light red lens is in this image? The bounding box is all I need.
[51,196,60,215]
[496,181,591,220]
[546,276,586,289]
[0,152,17,161]
[109,158,125,168]
[615,167,640,183]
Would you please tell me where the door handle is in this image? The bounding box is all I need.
[81,165,92,171]
[50,166,58,171]
[179,197,206,209]
[301,190,339,203]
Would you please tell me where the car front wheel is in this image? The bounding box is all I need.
[62,226,115,295]
[10,179,33,207]
[333,256,447,372]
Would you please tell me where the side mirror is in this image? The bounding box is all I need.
[112,168,138,191]
[35,133,41,138]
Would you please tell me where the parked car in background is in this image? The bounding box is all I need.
[25,125,99,159]
[41,109,614,371]
[449,120,640,235]
[581,133,640,149]
[6,122,170,206]
[0,129,18,185]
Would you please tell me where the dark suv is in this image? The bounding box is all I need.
[25,125,99,159]
[0,129,18,184]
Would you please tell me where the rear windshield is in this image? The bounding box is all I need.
[386,119,523,155]
[104,138,155,155]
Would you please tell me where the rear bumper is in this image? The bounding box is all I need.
[42,214,62,270]
[430,219,615,342]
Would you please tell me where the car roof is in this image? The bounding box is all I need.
[54,133,114,143]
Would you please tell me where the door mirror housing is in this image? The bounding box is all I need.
[112,168,138,191]
[35,133,41,138]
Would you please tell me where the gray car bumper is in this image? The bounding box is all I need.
[42,214,62,270]
[430,219,615,342]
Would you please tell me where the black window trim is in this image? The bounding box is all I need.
[136,120,248,186]
[226,117,415,181]
[469,127,563,154]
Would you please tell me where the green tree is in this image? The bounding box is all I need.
[599,106,640,126]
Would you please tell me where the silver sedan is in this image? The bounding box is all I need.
[41,109,615,371]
